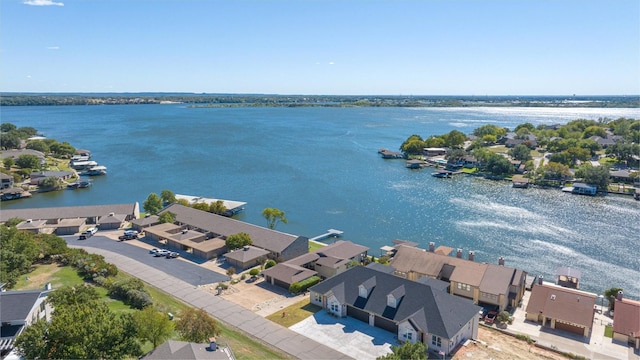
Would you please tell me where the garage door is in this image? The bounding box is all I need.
[555,321,584,335]
[374,316,398,333]
[347,306,369,323]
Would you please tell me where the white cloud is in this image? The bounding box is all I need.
[328,62,335,65]
[24,0,64,6]
[46,46,60,50]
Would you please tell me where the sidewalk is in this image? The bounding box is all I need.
[82,247,351,360]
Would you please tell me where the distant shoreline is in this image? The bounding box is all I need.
[1,93,638,108]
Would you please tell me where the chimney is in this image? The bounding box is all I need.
[498,256,505,266]
[617,291,623,301]
[468,251,475,261]
[456,249,462,258]
[538,275,544,285]
[429,242,435,252]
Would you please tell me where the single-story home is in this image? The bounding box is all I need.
[144,222,227,260]
[225,246,270,270]
[142,339,234,360]
[309,265,481,357]
[130,215,160,232]
[525,281,596,337]
[29,170,74,186]
[97,212,128,230]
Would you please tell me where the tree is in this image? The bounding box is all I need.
[445,148,466,163]
[400,135,425,155]
[3,157,14,169]
[509,144,532,162]
[158,211,176,224]
[264,259,276,269]
[192,202,210,211]
[209,200,227,215]
[377,340,427,360]
[249,268,260,277]
[262,207,288,230]
[0,122,17,132]
[580,164,610,191]
[26,140,50,153]
[15,154,41,169]
[49,141,76,158]
[39,176,61,191]
[443,130,466,148]
[540,162,572,181]
[133,306,173,348]
[485,154,514,177]
[160,189,176,204]
[582,125,606,139]
[0,132,21,149]
[14,302,141,359]
[174,308,220,343]
[143,193,163,215]
[423,136,445,148]
[225,232,252,250]
[48,284,100,307]
[604,287,623,311]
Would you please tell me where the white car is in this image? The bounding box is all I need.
[85,227,98,235]
[124,230,139,236]
[154,249,170,257]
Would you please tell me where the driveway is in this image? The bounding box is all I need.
[63,234,229,285]
[290,310,395,360]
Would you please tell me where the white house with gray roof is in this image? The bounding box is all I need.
[0,289,53,358]
[309,266,481,357]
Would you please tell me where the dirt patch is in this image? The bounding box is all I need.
[452,327,565,360]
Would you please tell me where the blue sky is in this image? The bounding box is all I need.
[2,0,639,95]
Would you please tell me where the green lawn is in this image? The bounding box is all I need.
[266,298,321,328]
[13,263,290,359]
[604,325,613,338]
[487,145,508,154]
[308,240,327,252]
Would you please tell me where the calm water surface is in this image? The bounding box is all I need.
[2,105,639,297]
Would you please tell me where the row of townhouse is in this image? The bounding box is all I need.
[388,243,527,312]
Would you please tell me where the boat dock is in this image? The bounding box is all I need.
[309,229,344,242]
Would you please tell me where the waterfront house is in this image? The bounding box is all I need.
[0,149,46,167]
[423,148,447,157]
[309,265,481,357]
[0,203,139,234]
[0,289,53,359]
[144,222,227,260]
[98,212,128,230]
[131,215,160,231]
[0,173,14,189]
[612,292,640,349]
[525,281,596,337]
[29,170,74,186]
[609,169,637,184]
[262,240,369,289]
[156,204,308,262]
[389,245,527,312]
[571,182,598,195]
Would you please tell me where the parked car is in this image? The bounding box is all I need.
[85,227,98,235]
[78,234,89,240]
[484,310,498,324]
[166,251,180,259]
[154,249,170,257]
[118,234,137,241]
[124,230,139,236]
[149,248,159,254]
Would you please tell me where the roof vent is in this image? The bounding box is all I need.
[109,212,115,216]
[182,230,188,234]
[243,245,250,251]
[550,294,556,300]
[26,219,33,223]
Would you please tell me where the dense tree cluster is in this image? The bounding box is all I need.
[225,232,252,250]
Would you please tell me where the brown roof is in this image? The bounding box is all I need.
[316,240,368,260]
[0,203,139,223]
[525,283,596,328]
[161,204,304,254]
[613,297,640,337]
[262,263,317,284]
[479,264,515,295]
[225,246,269,262]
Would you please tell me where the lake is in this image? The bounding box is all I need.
[2,104,639,298]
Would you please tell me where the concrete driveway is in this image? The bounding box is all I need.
[290,310,395,360]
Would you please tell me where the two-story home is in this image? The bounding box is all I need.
[262,240,369,289]
[0,288,53,358]
[389,245,527,312]
[309,265,481,357]
[612,292,640,350]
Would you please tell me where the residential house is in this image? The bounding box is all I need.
[612,292,640,349]
[525,281,596,337]
[0,289,53,358]
[15,219,49,234]
[0,149,46,166]
[389,245,527,312]
[262,240,369,289]
[589,135,620,148]
[0,203,140,234]
[131,215,160,232]
[156,204,308,262]
[0,173,13,189]
[610,169,638,184]
[309,265,481,357]
[423,148,447,157]
[97,212,128,230]
[225,246,270,270]
[144,223,227,260]
[29,170,74,186]
[143,339,235,360]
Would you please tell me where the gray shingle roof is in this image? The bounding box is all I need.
[0,203,138,223]
[143,340,233,360]
[310,266,481,339]
[0,290,47,323]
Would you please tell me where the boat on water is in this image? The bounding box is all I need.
[432,169,452,178]
[85,165,107,176]
[67,179,92,189]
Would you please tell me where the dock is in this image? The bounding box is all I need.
[309,229,344,242]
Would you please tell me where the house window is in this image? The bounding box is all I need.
[403,331,413,341]
[431,335,441,347]
[457,283,471,292]
[330,303,340,313]
[313,293,322,302]
[387,294,396,308]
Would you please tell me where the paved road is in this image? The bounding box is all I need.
[67,237,351,360]
[64,235,229,285]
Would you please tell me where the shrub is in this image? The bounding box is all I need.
[289,276,321,294]
[217,282,228,290]
[240,273,246,280]
[497,310,510,323]
[264,259,276,269]
[249,268,260,277]
[226,267,236,276]
[127,289,153,309]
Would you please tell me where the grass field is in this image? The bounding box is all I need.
[308,240,327,252]
[14,263,292,359]
[266,298,321,328]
